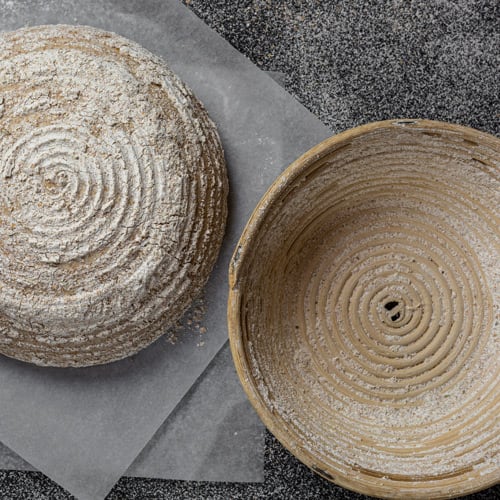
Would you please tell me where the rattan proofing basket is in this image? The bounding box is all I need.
[228,120,499,499]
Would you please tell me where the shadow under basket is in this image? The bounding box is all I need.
[228,119,500,499]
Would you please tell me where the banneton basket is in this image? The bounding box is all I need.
[228,120,499,499]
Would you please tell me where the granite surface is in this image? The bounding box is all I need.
[185,0,499,136]
[0,0,499,498]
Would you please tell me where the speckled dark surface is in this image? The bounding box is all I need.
[182,0,500,136]
[1,0,499,498]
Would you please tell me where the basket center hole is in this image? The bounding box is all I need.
[384,300,399,311]
[384,300,403,323]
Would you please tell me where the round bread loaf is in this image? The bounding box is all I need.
[0,25,228,367]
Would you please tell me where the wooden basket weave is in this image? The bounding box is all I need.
[228,120,499,499]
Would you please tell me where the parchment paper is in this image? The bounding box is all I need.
[0,1,331,499]
[0,342,265,483]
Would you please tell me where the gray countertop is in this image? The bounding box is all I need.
[1,1,499,498]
